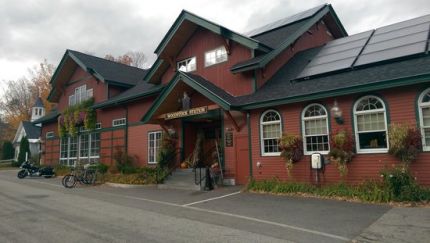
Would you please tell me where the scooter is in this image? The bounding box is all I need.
[17,160,55,179]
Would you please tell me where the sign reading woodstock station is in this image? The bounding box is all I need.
[164,106,208,120]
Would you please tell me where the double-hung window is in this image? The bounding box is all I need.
[418,88,430,151]
[205,46,228,67]
[353,96,388,153]
[302,104,329,154]
[148,131,162,164]
[260,110,282,156]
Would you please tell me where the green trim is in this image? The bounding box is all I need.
[327,5,348,37]
[144,58,164,83]
[247,112,253,179]
[181,120,185,162]
[92,86,164,109]
[154,10,271,56]
[238,74,430,110]
[48,52,72,101]
[220,110,225,169]
[141,72,232,123]
[251,50,257,92]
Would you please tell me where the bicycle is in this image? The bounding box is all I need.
[62,164,97,188]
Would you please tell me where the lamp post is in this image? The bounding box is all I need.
[331,100,344,125]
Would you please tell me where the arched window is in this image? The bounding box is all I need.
[302,104,329,154]
[418,88,430,151]
[353,96,388,153]
[260,110,282,156]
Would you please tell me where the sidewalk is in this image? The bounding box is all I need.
[353,207,430,243]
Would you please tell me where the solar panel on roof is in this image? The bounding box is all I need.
[297,30,373,78]
[296,14,430,79]
[245,4,326,37]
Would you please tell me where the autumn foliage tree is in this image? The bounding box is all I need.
[104,51,147,68]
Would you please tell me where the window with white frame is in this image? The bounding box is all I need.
[418,88,430,151]
[112,118,126,127]
[353,96,388,153]
[46,131,54,139]
[148,131,162,164]
[302,104,329,154]
[177,57,196,72]
[60,132,100,166]
[260,110,282,156]
[69,85,93,106]
[205,46,228,67]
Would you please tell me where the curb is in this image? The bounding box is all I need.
[105,182,154,188]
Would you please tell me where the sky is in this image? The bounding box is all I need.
[1,0,429,96]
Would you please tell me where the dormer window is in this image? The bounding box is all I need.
[205,46,228,67]
[177,57,196,72]
[69,85,93,106]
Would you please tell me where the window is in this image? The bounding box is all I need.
[260,110,282,156]
[148,131,162,164]
[46,131,54,139]
[302,104,329,154]
[418,88,430,151]
[59,132,100,166]
[112,118,126,127]
[69,85,93,106]
[205,46,228,67]
[177,57,196,72]
[353,96,388,153]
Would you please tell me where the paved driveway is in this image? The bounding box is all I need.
[0,169,413,242]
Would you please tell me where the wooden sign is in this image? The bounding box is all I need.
[164,106,208,120]
[225,132,233,147]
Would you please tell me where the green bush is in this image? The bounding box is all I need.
[1,141,14,160]
[388,123,422,165]
[17,136,31,164]
[113,147,137,174]
[95,163,109,174]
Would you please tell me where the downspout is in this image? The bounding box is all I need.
[247,112,253,179]
[124,106,128,153]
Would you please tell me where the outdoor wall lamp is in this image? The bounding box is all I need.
[331,100,344,125]
[256,161,262,168]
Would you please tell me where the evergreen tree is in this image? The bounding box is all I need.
[1,141,14,160]
[17,136,31,163]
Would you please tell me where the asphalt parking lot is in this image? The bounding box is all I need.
[1,169,428,242]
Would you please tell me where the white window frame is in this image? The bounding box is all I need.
[69,85,92,106]
[204,46,228,67]
[418,88,430,151]
[46,131,54,139]
[301,103,330,155]
[177,56,196,72]
[260,109,282,156]
[112,118,126,127]
[353,95,389,154]
[59,132,100,167]
[148,131,162,164]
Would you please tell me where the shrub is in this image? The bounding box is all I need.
[95,163,109,174]
[278,134,303,176]
[113,147,136,174]
[53,164,71,176]
[380,165,427,201]
[157,132,177,169]
[328,129,355,177]
[17,136,31,164]
[388,123,422,165]
[1,141,14,160]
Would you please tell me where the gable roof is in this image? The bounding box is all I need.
[145,10,273,84]
[48,50,148,102]
[33,97,44,108]
[22,121,41,140]
[234,47,430,109]
[141,72,236,123]
[31,109,59,125]
[231,4,347,73]
[92,81,164,109]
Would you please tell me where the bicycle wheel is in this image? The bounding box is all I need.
[63,175,77,188]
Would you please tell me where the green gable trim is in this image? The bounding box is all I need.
[154,10,272,56]
[47,51,72,101]
[143,58,164,83]
[141,72,231,123]
[231,5,347,74]
[92,86,164,109]
[238,73,430,110]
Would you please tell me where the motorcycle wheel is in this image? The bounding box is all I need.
[63,175,77,188]
[17,170,28,179]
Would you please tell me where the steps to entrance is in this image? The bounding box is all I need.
[157,168,202,191]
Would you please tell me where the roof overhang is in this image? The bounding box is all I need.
[141,72,232,124]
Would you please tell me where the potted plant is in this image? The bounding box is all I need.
[328,129,355,177]
[388,123,422,167]
[278,134,303,177]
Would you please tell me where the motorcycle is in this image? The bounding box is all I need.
[17,161,55,179]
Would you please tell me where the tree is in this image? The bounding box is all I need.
[17,136,30,164]
[1,141,14,160]
[0,60,55,133]
[104,51,147,68]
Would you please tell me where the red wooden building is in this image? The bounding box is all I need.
[35,4,430,186]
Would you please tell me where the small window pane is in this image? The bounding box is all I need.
[358,131,387,149]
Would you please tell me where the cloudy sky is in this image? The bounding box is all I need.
[1,0,429,95]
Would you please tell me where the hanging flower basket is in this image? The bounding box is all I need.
[279,134,303,177]
[57,98,96,137]
[328,129,355,177]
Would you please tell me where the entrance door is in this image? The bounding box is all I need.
[235,135,250,185]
